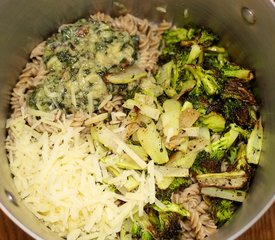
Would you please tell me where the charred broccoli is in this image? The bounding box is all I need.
[190,150,220,175]
[153,201,190,218]
[145,208,182,240]
[141,23,261,238]
[221,63,254,81]
[210,125,240,161]
[197,29,219,47]
[222,98,257,129]
[145,201,189,239]
[186,94,210,115]
[163,28,188,44]
[199,111,226,133]
[156,177,192,201]
[203,47,229,70]
[209,198,239,227]
[185,64,220,96]
[132,212,157,239]
[158,212,182,239]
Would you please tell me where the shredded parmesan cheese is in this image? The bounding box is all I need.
[84,113,108,126]
[98,94,113,110]
[7,116,152,239]
[97,126,147,169]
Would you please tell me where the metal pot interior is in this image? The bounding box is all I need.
[0,0,274,239]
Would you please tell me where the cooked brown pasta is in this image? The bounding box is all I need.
[102,95,124,113]
[172,184,217,240]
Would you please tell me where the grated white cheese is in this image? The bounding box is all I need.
[112,126,126,133]
[98,94,112,110]
[67,229,81,240]
[97,126,147,169]
[154,198,167,210]
[84,113,108,126]
[6,113,163,240]
[7,116,152,239]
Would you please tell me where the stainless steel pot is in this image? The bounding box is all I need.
[0,0,274,239]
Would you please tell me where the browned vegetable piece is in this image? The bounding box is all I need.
[222,81,256,105]
[179,108,200,128]
[196,171,248,189]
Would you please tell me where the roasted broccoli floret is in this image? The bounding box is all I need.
[229,123,250,139]
[147,207,161,230]
[228,146,239,165]
[146,205,183,240]
[153,201,190,218]
[160,43,181,63]
[169,177,192,191]
[155,60,177,97]
[131,221,142,238]
[221,63,254,81]
[158,212,182,239]
[190,150,220,175]
[185,64,220,96]
[132,212,157,239]
[199,111,226,133]
[203,51,229,70]
[156,177,192,201]
[209,198,239,227]
[163,28,188,44]
[186,44,203,64]
[222,98,257,129]
[131,223,154,240]
[220,143,255,190]
[210,125,240,161]
[186,95,210,115]
[156,57,197,98]
[146,201,189,239]
[197,29,219,47]
[141,231,154,240]
[235,143,248,170]
[159,28,224,99]
[221,81,256,105]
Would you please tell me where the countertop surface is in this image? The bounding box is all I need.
[0,203,274,240]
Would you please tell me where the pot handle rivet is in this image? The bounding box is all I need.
[5,189,18,207]
[241,7,256,25]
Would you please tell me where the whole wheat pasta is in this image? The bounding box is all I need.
[136,18,150,34]
[172,184,217,240]
[89,11,112,24]
[156,20,172,33]
[30,41,46,59]
[109,111,127,125]
[10,43,47,118]
[67,111,89,128]
[102,95,124,113]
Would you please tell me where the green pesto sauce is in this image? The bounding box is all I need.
[27,18,139,113]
